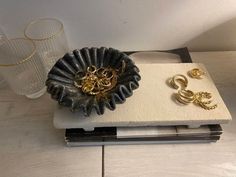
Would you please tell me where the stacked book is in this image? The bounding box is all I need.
[65,125,223,146]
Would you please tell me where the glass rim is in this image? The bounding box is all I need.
[24,18,64,41]
[0,38,36,67]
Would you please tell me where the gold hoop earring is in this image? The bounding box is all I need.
[175,89,195,104]
[188,68,205,79]
[170,74,188,90]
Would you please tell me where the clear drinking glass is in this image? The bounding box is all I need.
[24,18,69,72]
[0,27,8,88]
[0,27,7,44]
[0,38,46,98]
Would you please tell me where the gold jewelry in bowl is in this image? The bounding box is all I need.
[82,83,95,93]
[87,65,97,73]
[188,68,205,79]
[74,61,125,96]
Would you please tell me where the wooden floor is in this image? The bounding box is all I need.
[0,51,236,177]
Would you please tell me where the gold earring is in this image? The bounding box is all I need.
[194,92,217,110]
[188,68,205,79]
[170,74,188,90]
[175,89,195,105]
[87,65,97,73]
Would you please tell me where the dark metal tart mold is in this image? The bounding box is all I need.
[46,47,141,116]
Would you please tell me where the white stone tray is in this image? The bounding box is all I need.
[53,63,232,130]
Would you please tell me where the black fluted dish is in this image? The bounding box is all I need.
[46,47,141,116]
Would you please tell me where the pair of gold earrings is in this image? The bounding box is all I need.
[170,69,217,110]
[169,68,205,90]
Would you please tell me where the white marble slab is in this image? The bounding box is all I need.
[54,63,231,130]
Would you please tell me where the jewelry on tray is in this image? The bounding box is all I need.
[175,89,195,104]
[193,92,218,110]
[188,68,205,79]
[170,74,188,89]
[169,73,217,110]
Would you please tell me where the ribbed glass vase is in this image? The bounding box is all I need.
[0,38,46,98]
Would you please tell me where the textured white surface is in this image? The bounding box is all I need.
[54,63,231,130]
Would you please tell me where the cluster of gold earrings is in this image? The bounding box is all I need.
[74,61,126,96]
[170,68,217,110]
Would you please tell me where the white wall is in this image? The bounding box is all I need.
[1,0,236,51]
